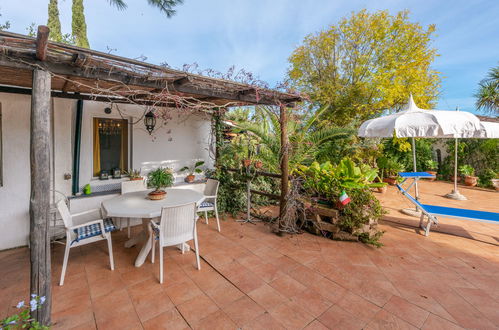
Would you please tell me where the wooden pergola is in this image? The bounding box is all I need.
[0,26,300,325]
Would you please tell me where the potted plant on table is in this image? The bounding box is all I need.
[459,164,478,187]
[147,167,174,200]
[179,161,205,183]
[425,160,438,181]
[126,169,143,181]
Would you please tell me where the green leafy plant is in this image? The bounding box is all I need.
[381,138,434,174]
[147,167,174,192]
[478,169,496,188]
[206,168,248,216]
[377,156,405,179]
[179,161,205,175]
[295,159,385,195]
[425,160,438,171]
[1,295,48,329]
[294,158,386,246]
[459,164,475,177]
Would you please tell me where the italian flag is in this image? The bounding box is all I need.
[339,190,351,205]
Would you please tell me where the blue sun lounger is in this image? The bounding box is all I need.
[395,183,499,236]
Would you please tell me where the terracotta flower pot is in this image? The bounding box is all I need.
[185,175,195,183]
[377,186,387,194]
[426,171,437,181]
[450,175,461,183]
[382,177,397,186]
[148,190,167,200]
[464,175,478,187]
[129,177,143,181]
[254,160,263,169]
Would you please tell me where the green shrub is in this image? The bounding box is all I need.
[294,158,386,246]
[478,169,496,188]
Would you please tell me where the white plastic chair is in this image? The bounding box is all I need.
[56,200,115,286]
[150,202,200,284]
[197,179,220,232]
[121,179,147,238]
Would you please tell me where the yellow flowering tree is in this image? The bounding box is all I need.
[288,10,440,125]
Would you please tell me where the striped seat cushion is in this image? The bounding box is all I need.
[72,219,116,244]
[199,201,214,208]
[152,222,160,240]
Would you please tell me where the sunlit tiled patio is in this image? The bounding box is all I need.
[1,181,498,329]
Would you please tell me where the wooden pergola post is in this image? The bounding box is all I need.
[29,25,52,326]
[278,104,289,232]
[213,108,224,167]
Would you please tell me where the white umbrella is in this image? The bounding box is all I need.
[359,96,481,138]
[359,96,482,207]
[476,121,499,138]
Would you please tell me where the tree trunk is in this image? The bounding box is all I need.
[279,105,289,233]
[30,69,52,326]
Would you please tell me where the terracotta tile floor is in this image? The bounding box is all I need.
[0,181,498,329]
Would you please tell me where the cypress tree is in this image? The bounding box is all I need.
[71,0,90,48]
[47,0,63,42]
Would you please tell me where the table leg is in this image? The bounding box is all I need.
[124,231,145,248]
[135,218,153,267]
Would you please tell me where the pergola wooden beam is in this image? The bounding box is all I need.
[35,26,49,61]
[0,55,299,105]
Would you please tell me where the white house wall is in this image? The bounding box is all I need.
[0,95,214,250]
[0,93,73,249]
[78,101,214,190]
[0,93,31,250]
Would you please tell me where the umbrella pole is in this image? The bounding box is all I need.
[445,138,467,200]
[454,138,458,192]
[412,138,419,208]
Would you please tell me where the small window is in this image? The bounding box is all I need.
[93,118,128,177]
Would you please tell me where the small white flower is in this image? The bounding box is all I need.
[16,301,25,309]
[40,296,46,304]
[30,298,37,311]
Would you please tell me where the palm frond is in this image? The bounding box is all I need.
[147,0,183,17]
[475,65,499,114]
[107,0,127,10]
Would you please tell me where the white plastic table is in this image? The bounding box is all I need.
[102,188,204,267]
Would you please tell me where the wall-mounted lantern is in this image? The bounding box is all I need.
[144,110,156,135]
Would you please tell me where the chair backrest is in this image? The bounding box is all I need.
[56,199,73,229]
[159,202,197,246]
[122,179,147,194]
[204,179,219,197]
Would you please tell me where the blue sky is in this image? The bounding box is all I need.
[1,0,498,114]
